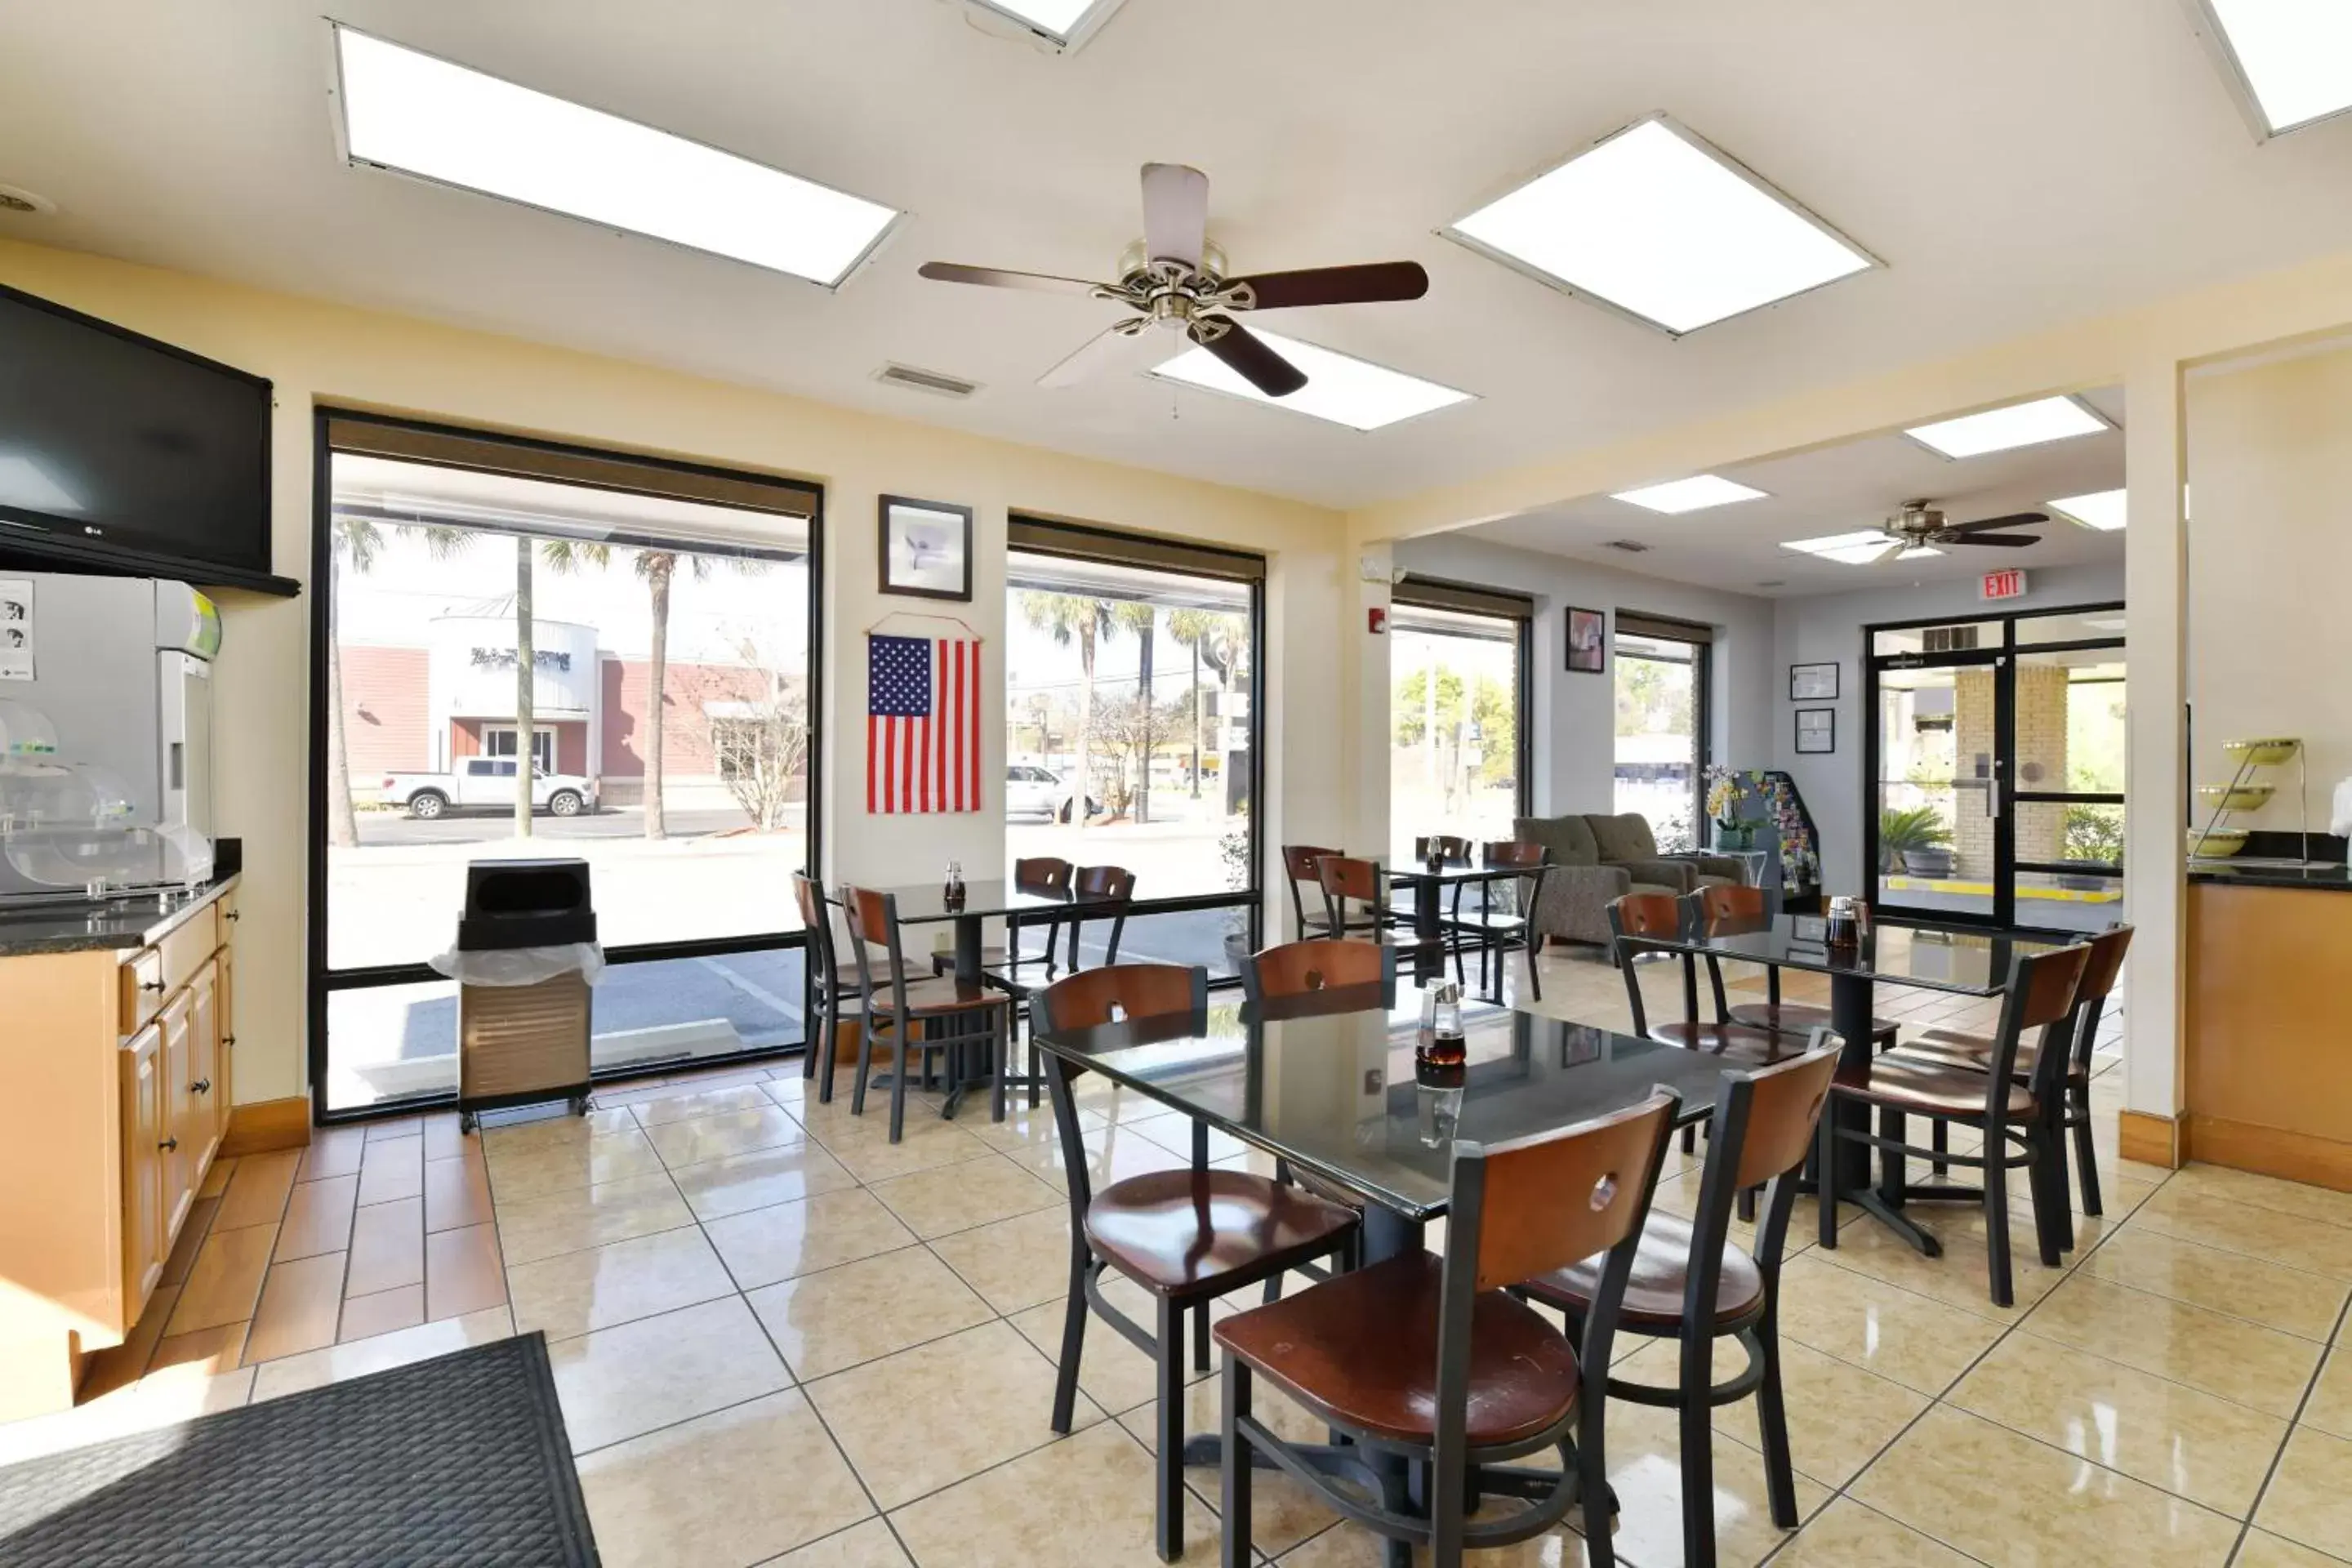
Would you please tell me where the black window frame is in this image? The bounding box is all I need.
[307,409,826,1126]
[1388,575,1536,835]
[1861,599,2125,933]
[1004,514,1267,985]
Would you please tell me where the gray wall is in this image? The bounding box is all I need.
[1388,535,1777,817]
[1769,560,2127,893]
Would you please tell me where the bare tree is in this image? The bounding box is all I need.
[706,673,810,831]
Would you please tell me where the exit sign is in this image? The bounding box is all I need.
[1980,568,2029,601]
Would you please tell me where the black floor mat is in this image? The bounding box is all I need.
[0,1331,598,1567]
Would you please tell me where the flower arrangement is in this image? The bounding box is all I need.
[1704,766,1753,849]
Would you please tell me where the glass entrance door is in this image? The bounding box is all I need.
[1867,607,2127,933]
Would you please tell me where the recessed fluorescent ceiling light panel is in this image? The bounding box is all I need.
[966,0,1128,48]
[2192,0,2352,135]
[1904,396,2108,459]
[1782,530,1897,566]
[2048,488,2128,532]
[332,26,898,287]
[1610,475,1768,514]
[1447,116,1875,336]
[1152,331,1472,431]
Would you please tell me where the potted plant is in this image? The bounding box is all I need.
[1880,805,1953,876]
[1704,768,1752,850]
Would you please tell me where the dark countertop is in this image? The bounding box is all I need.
[2189,861,2352,892]
[0,876,238,958]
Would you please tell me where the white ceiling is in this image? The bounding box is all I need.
[2,2,2349,510]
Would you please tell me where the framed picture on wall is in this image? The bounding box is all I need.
[1788,662,1838,700]
[1794,706,1836,755]
[1565,606,1606,674]
[879,495,974,601]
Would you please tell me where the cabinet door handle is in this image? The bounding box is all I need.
[159,1137,178,1153]
[222,1034,236,1048]
[140,977,164,993]
[224,910,240,923]
[192,1078,211,1094]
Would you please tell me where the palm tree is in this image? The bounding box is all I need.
[325,514,468,848]
[627,550,768,840]
[1113,601,1157,823]
[511,537,538,839]
[1168,608,1240,804]
[1018,592,1116,828]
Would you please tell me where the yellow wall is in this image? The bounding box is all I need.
[0,238,1349,1107]
[2186,341,2352,834]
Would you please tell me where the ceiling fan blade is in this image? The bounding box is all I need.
[918,261,1108,296]
[1140,163,1209,269]
[1863,540,1907,565]
[1940,511,2049,534]
[1227,261,1430,310]
[1941,532,2039,548]
[1193,317,1307,398]
[1038,320,1172,388]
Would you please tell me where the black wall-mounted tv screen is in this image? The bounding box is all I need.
[0,282,271,577]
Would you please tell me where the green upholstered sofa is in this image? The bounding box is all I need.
[1511,813,1746,948]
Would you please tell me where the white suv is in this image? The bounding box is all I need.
[1006,764,1098,822]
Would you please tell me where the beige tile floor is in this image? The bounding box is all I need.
[15,947,2352,1568]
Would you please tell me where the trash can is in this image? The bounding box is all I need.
[430,858,602,1128]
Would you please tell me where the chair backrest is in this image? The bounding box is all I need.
[1694,881,1767,926]
[1074,863,1134,901]
[1728,1042,1844,1192]
[1014,856,1074,893]
[1414,835,1472,865]
[1459,1089,1681,1292]
[1034,962,1208,1034]
[1316,854,1380,904]
[1985,942,2095,1106]
[1242,938,1394,1002]
[1063,865,1136,967]
[2065,924,2134,1072]
[1609,891,1683,941]
[1481,840,1545,868]
[792,873,838,978]
[1281,844,1342,937]
[838,884,911,1011]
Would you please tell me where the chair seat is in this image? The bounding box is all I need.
[867,977,1013,1018]
[933,942,1057,977]
[1647,1020,1791,1059]
[1834,1057,2038,1119]
[1725,1000,1899,1046]
[1521,1211,1764,1330]
[1214,1251,1581,1448]
[1900,1027,2082,1085]
[1086,1169,1356,1298]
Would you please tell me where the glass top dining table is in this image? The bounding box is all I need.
[1634,912,2074,998]
[827,879,1118,985]
[1032,986,1735,1236]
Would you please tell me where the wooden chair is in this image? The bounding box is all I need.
[1444,840,1550,1001]
[1898,925,2132,1215]
[1239,937,1396,1004]
[1815,942,2093,1307]
[1689,884,1899,1052]
[792,874,872,1104]
[1317,856,1439,971]
[985,864,1136,1108]
[1412,834,1472,865]
[840,885,1013,1142]
[1520,1045,1841,1566]
[1609,893,1788,1062]
[1216,1089,1682,1567]
[1035,964,1358,1564]
[933,856,1072,978]
[1282,844,1374,939]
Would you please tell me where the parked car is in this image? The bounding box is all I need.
[381,758,597,820]
[1005,764,1099,822]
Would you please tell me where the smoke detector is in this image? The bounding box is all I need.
[0,184,57,216]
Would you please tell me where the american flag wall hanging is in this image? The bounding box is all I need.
[867,632,982,813]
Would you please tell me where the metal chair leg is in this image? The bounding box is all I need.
[1815,1105,1840,1249]
[1156,1296,1185,1563]
[1220,1356,1254,1568]
[888,1023,911,1143]
[2070,1083,2103,1216]
[1677,1326,1717,1568]
[1930,1118,1949,1177]
[1982,1115,2014,1307]
[1192,1298,1211,1374]
[850,1018,876,1116]
[1050,1249,1088,1435]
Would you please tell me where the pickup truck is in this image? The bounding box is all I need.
[380,758,597,820]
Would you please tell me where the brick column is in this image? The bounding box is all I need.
[2012,662,2071,867]
[1952,668,1997,879]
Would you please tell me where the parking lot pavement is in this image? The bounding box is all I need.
[354,806,751,846]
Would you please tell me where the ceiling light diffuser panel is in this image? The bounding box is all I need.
[2190,0,2352,136]
[1446,115,1876,336]
[1152,331,1473,431]
[965,0,1129,49]
[1903,396,2109,459]
[2049,489,2128,531]
[1781,531,1896,566]
[332,26,898,287]
[1610,475,1768,514]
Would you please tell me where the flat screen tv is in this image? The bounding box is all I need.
[0,281,272,578]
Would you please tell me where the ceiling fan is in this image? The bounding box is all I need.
[1856,501,2049,564]
[917,163,1429,398]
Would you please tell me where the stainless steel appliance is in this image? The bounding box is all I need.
[0,572,220,904]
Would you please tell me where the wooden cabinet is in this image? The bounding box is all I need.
[187,959,223,1169]
[216,942,234,1126]
[118,1022,168,1312]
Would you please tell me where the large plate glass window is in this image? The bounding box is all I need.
[1612,613,1714,851]
[1388,581,1530,861]
[1005,519,1261,975]
[312,414,822,1116]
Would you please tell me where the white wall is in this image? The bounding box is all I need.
[1768,561,2127,893]
[1388,535,1778,819]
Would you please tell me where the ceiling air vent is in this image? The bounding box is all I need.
[1603,539,1652,554]
[875,363,980,399]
